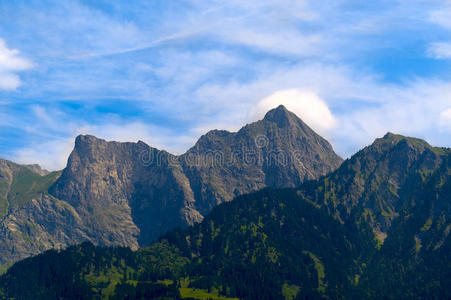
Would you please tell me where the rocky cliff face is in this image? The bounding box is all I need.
[50,105,342,246]
[0,193,89,264]
[180,105,342,214]
[50,136,202,246]
[0,106,343,265]
[0,160,63,265]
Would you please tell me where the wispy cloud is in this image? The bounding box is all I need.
[1,0,451,169]
[428,42,451,59]
[428,5,451,30]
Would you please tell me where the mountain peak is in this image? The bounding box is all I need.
[263,105,296,127]
[375,132,438,152]
[75,134,104,145]
[357,133,450,173]
[274,104,289,111]
[383,132,397,139]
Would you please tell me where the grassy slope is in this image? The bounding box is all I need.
[0,163,61,218]
[8,168,61,208]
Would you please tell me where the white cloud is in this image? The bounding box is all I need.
[251,89,336,135]
[0,38,33,90]
[428,42,451,59]
[0,39,32,70]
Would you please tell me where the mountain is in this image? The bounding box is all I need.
[0,159,88,267]
[1,133,449,299]
[181,105,342,215]
[300,132,449,239]
[0,159,55,219]
[0,105,342,267]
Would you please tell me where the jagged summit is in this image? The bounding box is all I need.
[263,105,297,127]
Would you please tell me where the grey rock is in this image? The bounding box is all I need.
[0,106,342,265]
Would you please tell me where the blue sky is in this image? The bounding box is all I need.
[1,0,451,170]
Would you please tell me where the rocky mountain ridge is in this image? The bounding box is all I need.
[0,105,343,266]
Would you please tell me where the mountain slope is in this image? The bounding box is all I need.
[356,154,451,298]
[0,159,57,219]
[0,188,374,300]
[48,105,342,247]
[0,106,342,266]
[299,132,449,240]
[2,133,449,299]
[161,188,374,299]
